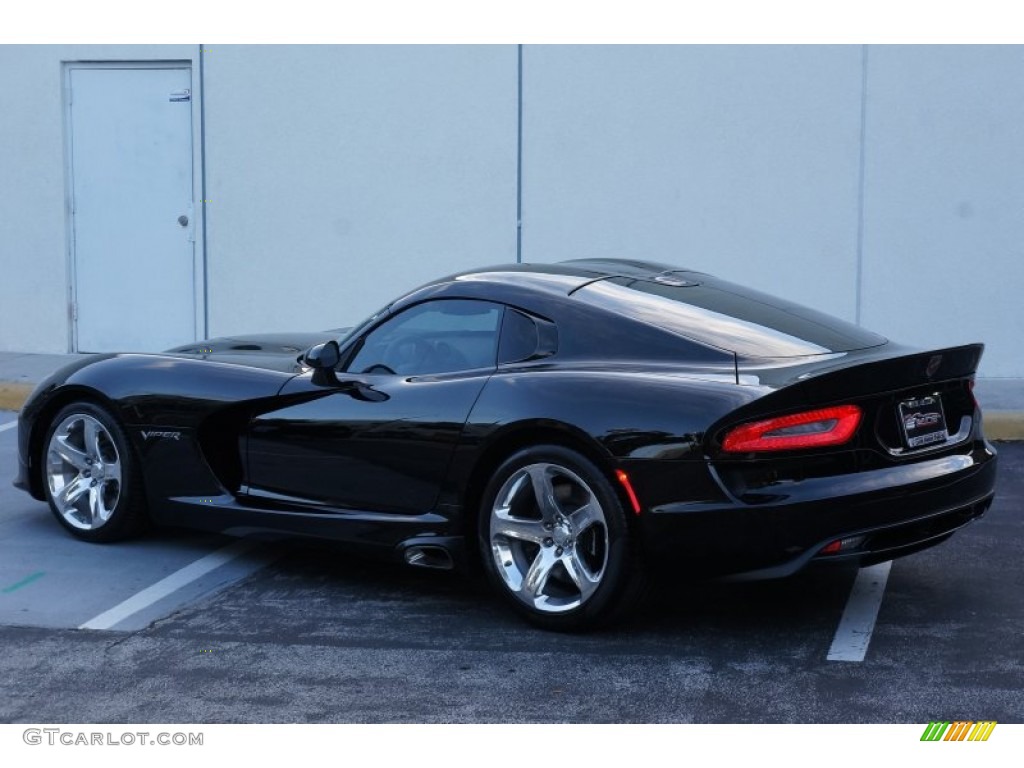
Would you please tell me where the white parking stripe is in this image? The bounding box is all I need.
[0,421,17,433]
[827,561,892,662]
[79,539,262,630]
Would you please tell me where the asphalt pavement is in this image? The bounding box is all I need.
[1,407,1021,723]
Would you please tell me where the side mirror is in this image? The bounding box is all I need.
[305,341,341,386]
[304,340,340,370]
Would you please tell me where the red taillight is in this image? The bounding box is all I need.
[722,405,863,453]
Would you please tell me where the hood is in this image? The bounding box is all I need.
[164,330,347,373]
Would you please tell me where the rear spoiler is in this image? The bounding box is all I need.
[736,343,984,402]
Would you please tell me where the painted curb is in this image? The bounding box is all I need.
[1,380,1023,439]
[0,383,34,414]
[984,412,1024,441]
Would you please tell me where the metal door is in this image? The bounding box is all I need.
[67,65,196,352]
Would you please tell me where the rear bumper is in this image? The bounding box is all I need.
[636,440,998,579]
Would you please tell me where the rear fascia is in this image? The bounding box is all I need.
[636,440,995,578]
[631,343,997,578]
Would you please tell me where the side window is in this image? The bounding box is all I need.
[497,309,539,364]
[346,299,502,376]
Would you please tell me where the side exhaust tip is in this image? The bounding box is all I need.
[403,545,455,571]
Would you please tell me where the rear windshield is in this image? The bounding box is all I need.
[575,276,886,358]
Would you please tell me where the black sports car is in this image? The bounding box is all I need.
[13,259,998,629]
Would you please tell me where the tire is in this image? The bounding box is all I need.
[477,445,645,631]
[41,401,148,542]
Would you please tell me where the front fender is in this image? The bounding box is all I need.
[17,354,296,503]
[37,354,294,427]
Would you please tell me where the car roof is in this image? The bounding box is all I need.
[444,258,703,290]
[391,258,705,305]
[399,257,886,360]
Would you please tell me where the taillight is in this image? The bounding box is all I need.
[722,405,862,453]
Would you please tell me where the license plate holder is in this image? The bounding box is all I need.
[898,395,949,449]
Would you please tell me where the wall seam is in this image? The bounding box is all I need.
[516,44,523,264]
[855,44,869,325]
[199,43,210,338]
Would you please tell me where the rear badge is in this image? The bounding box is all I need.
[898,395,949,449]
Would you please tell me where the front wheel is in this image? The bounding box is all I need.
[42,401,148,542]
[478,445,644,631]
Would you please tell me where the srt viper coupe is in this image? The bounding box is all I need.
[13,259,998,629]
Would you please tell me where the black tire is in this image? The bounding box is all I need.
[41,401,148,542]
[477,445,645,631]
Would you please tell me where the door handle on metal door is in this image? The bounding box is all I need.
[182,204,195,242]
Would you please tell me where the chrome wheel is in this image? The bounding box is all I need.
[46,413,122,531]
[489,462,609,614]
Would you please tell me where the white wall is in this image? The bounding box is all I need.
[0,44,199,354]
[0,44,1021,382]
[521,45,864,322]
[860,46,1024,378]
[0,45,67,353]
[203,45,518,336]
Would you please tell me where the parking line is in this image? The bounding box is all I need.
[2,571,45,594]
[827,561,892,662]
[78,539,262,630]
[0,421,17,433]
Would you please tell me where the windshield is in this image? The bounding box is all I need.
[336,305,391,350]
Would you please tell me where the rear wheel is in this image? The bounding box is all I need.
[478,445,644,630]
[43,402,147,542]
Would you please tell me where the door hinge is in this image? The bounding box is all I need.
[69,302,78,323]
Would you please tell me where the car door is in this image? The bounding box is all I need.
[245,299,503,514]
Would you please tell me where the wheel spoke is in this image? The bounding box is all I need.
[563,551,601,602]
[53,435,90,471]
[83,418,101,459]
[58,475,90,510]
[522,547,558,602]
[88,485,102,525]
[104,458,122,485]
[100,480,119,517]
[569,500,602,534]
[526,465,560,521]
[493,513,546,544]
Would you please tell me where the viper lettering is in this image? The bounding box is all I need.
[140,431,181,441]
